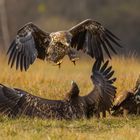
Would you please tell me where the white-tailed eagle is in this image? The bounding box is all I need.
[0,61,116,119]
[7,19,122,71]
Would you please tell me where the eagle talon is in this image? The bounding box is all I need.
[57,60,63,68]
[70,58,79,66]
[72,61,76,65]
[58,63,61,69]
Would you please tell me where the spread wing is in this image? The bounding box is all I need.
[91,60,116,112]
[7,22,51,71]
[69,19,122,62]
[13,91,63,118]
[0,84,62,118]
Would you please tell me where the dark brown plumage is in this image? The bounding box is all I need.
[0,61,116,119]
[112,76,140,116]
[7,19,122,71]
[112,91,136,116]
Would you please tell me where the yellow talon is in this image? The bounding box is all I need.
[56,60,63,68]
[57,60,63,65]
[71,58,79,65]
[71,58,79,62]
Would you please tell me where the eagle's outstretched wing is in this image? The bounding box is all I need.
[0,84,63,118]
[91,60,116,112]
[69,19,122,62]
[7,23,50,71]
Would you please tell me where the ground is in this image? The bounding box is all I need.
[0,54,140,140]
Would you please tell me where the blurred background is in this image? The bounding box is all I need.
[0,0,140,57]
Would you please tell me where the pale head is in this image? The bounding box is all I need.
[50,31,72,46]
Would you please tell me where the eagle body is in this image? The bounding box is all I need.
[15,92,87,119]
[7,19,122,71]
[0,61,116,119]
[47,31,76,64]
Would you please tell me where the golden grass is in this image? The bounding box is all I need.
[0,54,140,140]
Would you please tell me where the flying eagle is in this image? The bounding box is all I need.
[112,76,140,116]
[7,19,122,71]
[0,61,116,119]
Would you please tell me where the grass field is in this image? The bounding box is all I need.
[0,55,140,140]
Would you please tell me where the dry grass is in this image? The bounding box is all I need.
[0,54,140,140]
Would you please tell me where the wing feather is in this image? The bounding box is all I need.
[69,19,122,62]
[105,28,120,40]
[91,60,116,112]
[0,84,24,117]
[86,31,94,57]
[16,52,21,70]
[99,36,112,59]
[7,23,50,71]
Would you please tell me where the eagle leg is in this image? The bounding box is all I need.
[57,60,63,69]
[67,49,79,65]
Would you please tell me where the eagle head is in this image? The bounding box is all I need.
[50,31,72,46]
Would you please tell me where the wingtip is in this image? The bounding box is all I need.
[106,60,109,63]
[6,50,10,55]
[92,60,102,74]
[103,60,109,68]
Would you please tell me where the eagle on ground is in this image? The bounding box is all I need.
[7,19,122,71]
[112,75,140,116]
[0,61,116,119]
